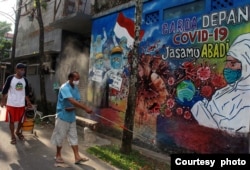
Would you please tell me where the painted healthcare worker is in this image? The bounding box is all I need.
[191,33,250,134]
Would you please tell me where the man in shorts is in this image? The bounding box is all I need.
[51,71,93,164]
[0,63,32,144]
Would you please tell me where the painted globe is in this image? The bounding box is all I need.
[176,80,195,102]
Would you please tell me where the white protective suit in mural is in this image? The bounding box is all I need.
[191,33,250,134]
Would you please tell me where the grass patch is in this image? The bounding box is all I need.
[87,145,170,170]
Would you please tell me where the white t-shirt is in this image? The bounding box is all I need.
[6,77,26,107]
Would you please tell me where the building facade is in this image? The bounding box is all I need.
[13,0,92,104]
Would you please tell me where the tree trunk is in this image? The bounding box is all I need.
[35,0,48,115]
[120,0,143,154]
[11,0,23,73]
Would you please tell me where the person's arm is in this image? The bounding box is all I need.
[67,97,92,114]
[25,96,32,108]
[112,32,118,46]
[0,94,7,107]
[24,78,32,107]
[191,100,219,129]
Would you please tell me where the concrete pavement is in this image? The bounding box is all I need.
[0,120,120,170]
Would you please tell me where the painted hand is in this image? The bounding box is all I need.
[176,91,204,108]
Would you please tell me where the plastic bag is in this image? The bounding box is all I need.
[0,107,6,121]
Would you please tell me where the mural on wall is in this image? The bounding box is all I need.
[87,10,141,130]
[88,0,250,153]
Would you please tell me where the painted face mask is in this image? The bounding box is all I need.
[95,58,103,70]
[73,80,79,86]
[223,68,242,84]
[110,54,122,69]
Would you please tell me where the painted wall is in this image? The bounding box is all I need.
[88,0,250,153]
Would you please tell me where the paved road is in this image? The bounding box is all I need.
[0,120,119,170]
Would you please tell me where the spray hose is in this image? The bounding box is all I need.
[94,113,155,144]
[34,109,155,145]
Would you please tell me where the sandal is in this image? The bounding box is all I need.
[54,157,64,163]
[75,158,89,164]
[10,137,16,144]
[16,132,25,140]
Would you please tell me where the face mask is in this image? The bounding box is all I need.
[19,71,25,76]
[73,80,79,86]
[223,68,241,84]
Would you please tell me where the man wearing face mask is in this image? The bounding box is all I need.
[51,71,93,165]
[191,33,250,135]
[0,63,32,144]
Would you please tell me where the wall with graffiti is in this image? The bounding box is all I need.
[87,0,250,153]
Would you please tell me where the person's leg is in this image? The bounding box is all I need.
[9,122,16,143]
[68,122,89,163]
[15,109,25,140]
[16,121,23,133]
[55,146,64,163]
[8,111,16,144]
[71,145,89,163]
[9,122,15,136]
[15,121,25,140]
[71,145,81,160]
[51,118,68,163]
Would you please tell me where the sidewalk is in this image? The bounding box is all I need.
[0,120,120,170]
[0,119,170,170]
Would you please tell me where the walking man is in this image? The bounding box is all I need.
[0,63,32,144]
[51,71,93,164]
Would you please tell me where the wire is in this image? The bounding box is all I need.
[38,114,56,120]
[33,109,155,145]
[94,113,155,145]
[94,113,132,133]
[36,111,56,120]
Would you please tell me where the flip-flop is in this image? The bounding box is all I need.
[10,137,16,144]
[54,157,64,163]
[75,158,89,164]
[54,163,70,168]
